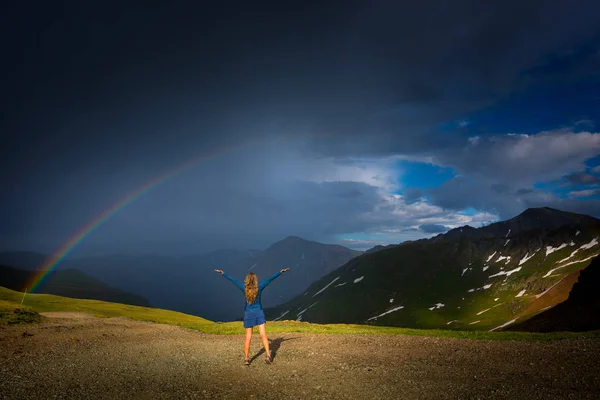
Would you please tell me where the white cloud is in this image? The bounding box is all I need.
[300,156,402,193]
[433,130,600,186]
[468,136,480,146]
[569,189,600,198]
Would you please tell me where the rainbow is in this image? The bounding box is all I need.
[27,141,250,292]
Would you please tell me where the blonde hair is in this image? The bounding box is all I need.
[245,273,258,304]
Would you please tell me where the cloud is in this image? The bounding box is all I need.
[563,172,600,185]
[89,144,500,252]
[3,2,600,255]
[575,119,595,128]
[419,224,449,233]
[401,187,423,204]
[569,189,600,198]
[426,129,600,218]
[435,130,600,186]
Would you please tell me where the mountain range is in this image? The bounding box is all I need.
[265,207,600,331]
[0,264,150,307]
[3,207,599,332]
[0,236,361,321]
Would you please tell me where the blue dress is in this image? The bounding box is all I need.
[222,271,282,328]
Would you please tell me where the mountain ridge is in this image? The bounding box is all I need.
[0,236,361,321]
[266,207,600,332]
[0,264,151,307]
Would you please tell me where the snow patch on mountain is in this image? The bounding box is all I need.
[353,276,364,283]
[296,307,308,320]
[489,266,522,279]
[496,255,508,263]
[557,237,599,263]
[546,243,568,256]
[366,305,404,321]
[273,310,289,321]
[428,303,445,311]
[486,251,497,262]
[519,252,535,265]
[312,277,340,297]
[515,289,526,297]
[543,253,599,278]
[490,318,518,331]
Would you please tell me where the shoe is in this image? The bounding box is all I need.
[265,355,273,364]
[244,359,250,366]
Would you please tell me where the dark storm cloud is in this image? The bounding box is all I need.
[563,172,600,185]
[3,1,600,159]
[419,224,449,234]
[401,187,423,204]
[3,1,600,253]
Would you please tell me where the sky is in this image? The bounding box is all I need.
[2,0,600,255]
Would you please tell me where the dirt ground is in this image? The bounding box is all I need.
[1,313,599,399]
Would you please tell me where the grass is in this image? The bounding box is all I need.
[0,300,41,326]
[2,286,599,341]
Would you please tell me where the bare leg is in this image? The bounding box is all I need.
[244,327,252,360]
[258,323,271,358]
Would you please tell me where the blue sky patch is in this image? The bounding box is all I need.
[398,161,455,190]
[440,77,600,139]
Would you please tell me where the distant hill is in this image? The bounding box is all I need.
[0,237,361,322]
[365,244,398,254]
[230,236,363,309]
[266,207,600,332]
[438,207,600,241]
[0,265,151,307]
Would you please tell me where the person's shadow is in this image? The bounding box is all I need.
[250,337,297,363]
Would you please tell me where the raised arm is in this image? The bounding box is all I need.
[219,271,245,292]
[259,269,288,290]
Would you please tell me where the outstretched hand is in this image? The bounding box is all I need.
[214,269,224,274]
[280,268,290,273]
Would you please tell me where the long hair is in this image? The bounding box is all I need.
[245,273,258,304]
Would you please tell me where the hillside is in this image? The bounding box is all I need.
[506,255,600,332]
[230,236,363,309]
[265,207,600,331]
[0,265,151,307]
[0,237,361,322]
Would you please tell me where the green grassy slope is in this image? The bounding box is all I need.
[3,286,597,341]
[266,220,600,332]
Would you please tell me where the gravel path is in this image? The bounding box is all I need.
[1,313,599,399]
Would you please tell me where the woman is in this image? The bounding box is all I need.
[215,267,290,366]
